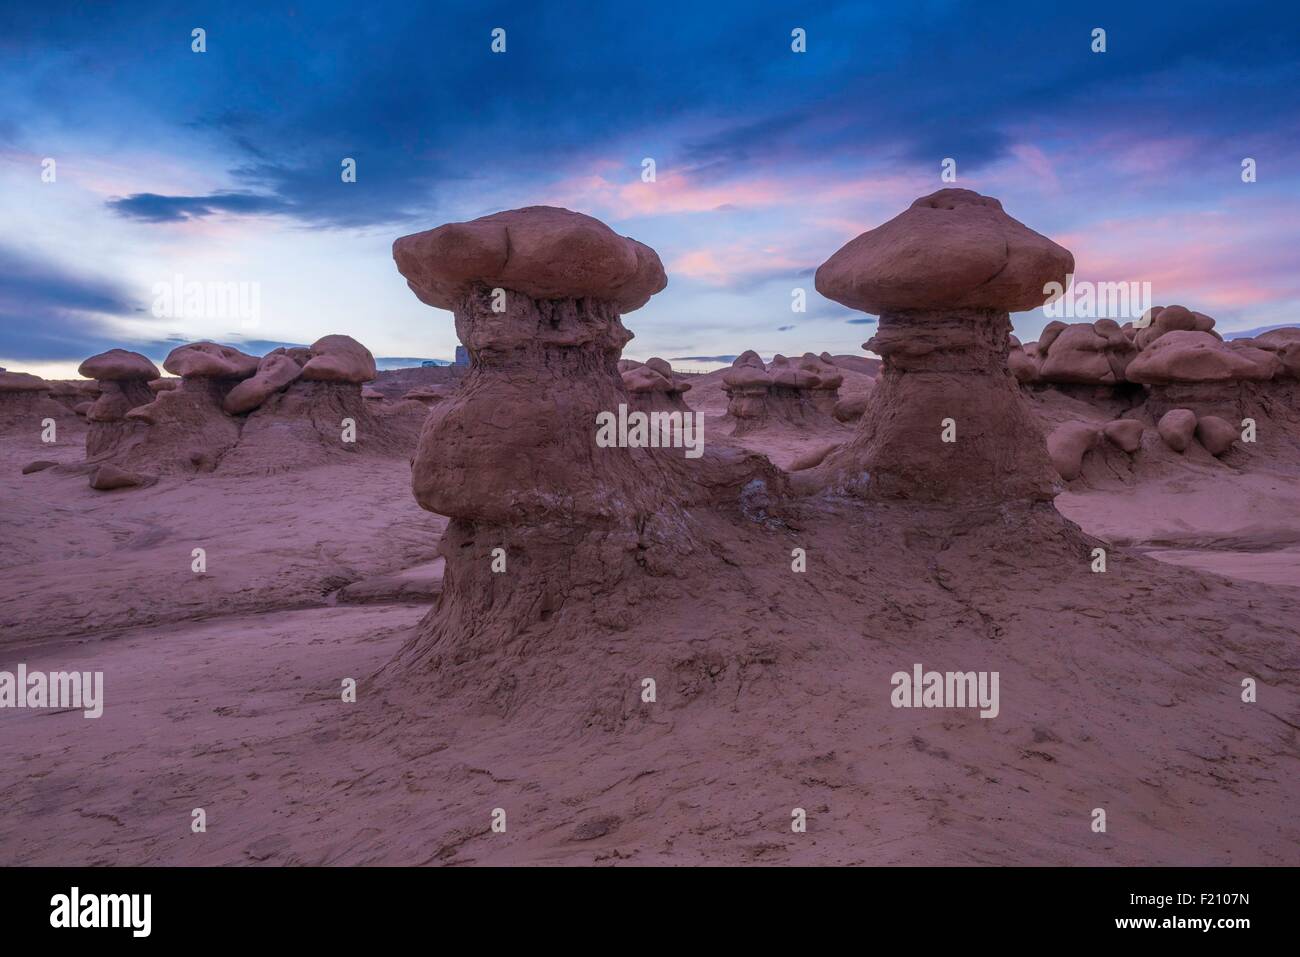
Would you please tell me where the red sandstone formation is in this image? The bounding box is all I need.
[1196,415,1239,456]
[216,335,410,474]
[77,349,158,458]
[0,370,65,428]
[383,205,780,684]
[808,188,1072,503]
[1127,330,1279,385]
[1036,318,1136,387]
[1133,304,1219,350]
[223,352,303,414]
[721,351,843,434]
[1046,421,1101,481]
[70,336,412,481]
[620,357,693,414]
[1102,418,1145,453]
[1157,408,1198,452]
[112,341,257,472]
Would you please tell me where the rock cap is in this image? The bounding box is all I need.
[393,206,667,313]
[815,188,1074,315]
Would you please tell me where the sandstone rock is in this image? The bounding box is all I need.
[1157,408,1198,452]
[1047,422,1100,480]
[807,189,1062,503]
[814,188,1074,315]
[22,460,57,474]
[1127,330,1280,384]
[1135,304,1222,350]
[300,334,377,384]
[163,341,259,379]
[720,351,843,433]
[0,370,50,392]
[148,378,179,392]
[388,205,780,677]
[78,349,159,381]
[89,464,150,491]
[223,352,303,414]
[1248,328,1300,378]
[1196,415,1238,456]
[1008,339,1040,383]
[1037,319,1136,385]
[621,356,693,414]
[402,385,452,403]
[1102,418,1145,453]
[833,393,871,422]
[392,205,667,314]
[788,442,841,471]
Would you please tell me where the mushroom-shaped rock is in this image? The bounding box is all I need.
[392,205,667,314]
[807,189,1065,503]
[621,356,693,414]
[1196,415,1238,456]
[1157,408,1198,453]
[223,352,304,414]
[1047,422,1100,481]
[78,349,159,382]
[385,207,781,685]
[1127,331,1280,384]
[361,385,384,401]
[815,188,1073,314]
[163,341,259,380]
[77,349,159,455]
[720,351,843,433]
[300,335,377,383]
[1102,419,1145,454]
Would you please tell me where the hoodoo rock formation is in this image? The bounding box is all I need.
[384,206,780,688]
[77,349,159,458]
[0,370,65,428]
[215,335,409,474]
[809,188,1071,502]
[721,351,843,434]
[112,341,258,471]
[69,336,415,482]
[620,357,693,414]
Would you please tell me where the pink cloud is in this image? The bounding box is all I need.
[671,241,809,286]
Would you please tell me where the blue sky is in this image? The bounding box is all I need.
[2,0,1298,376]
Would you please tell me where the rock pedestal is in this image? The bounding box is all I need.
[809,188,1072,504]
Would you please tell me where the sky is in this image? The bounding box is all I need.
[2,0,1298,378]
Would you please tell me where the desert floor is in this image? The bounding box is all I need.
[2,381,1298,866]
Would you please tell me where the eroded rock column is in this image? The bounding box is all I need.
[810,188,1072,504]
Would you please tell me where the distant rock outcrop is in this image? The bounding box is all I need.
[721,351,842,434]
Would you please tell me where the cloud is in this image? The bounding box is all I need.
[107,191,292,223]
[0,244,156,361]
